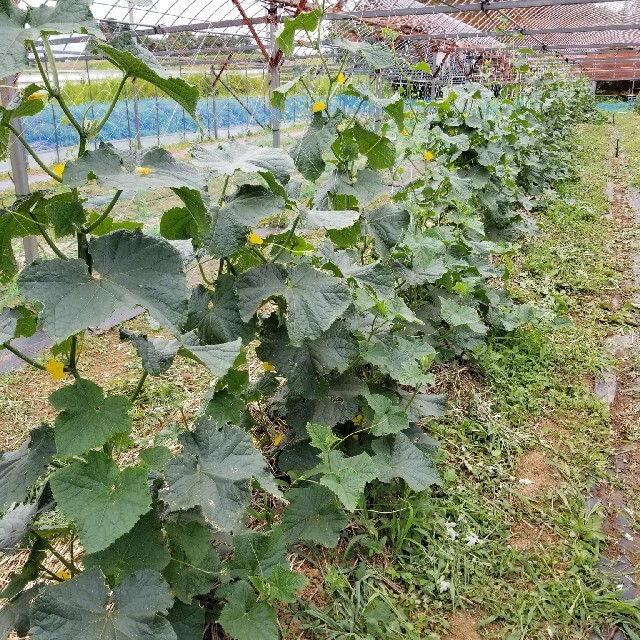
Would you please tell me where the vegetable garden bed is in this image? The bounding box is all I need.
[1,3,640,639]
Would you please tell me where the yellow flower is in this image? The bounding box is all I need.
[313,100,326,113]
[337,72,346,85]
[463,113,469,117]
[136,167,152,175]
[28,92,43,101]
[248,231,263,245]
[262,362,275,372]
[449,129,456,135]
[45,358,65,381]
[423,150,435,162]
[401,128,409,136]
[52,163,65,179]
[273,434,284,446]
[352,413,363,426]
[53,569,71,583]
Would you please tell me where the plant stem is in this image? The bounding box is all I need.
[248,246,268,263]
[34,534,76,575]
[30,44,55,97]
[271,215,300,262]
[219,175,230,204]
[94,75,128,137]
[37,563,64,582]
[42,36,84,139]
[6,122,61,182]
[26,211,68,260]
[1,342,47,371]
[68,335,80,379]
[130,370,148,402]
[84,189,123,233]
[197,260,215,285]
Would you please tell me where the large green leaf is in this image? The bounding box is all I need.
[0,425,55,512]
[91,34,199,120]
[19,230,188,342]
[121,330,179,375]
[162,420,280,531]
[49,379,132,456]
[166,601,205,640]
[281,484,348,548]
[29,568,176,640]
[83,510,171,586]
[320,246,395,298]
[236,263,352,345]
[0,307,19,343]
[302,208,360,230]
[362,204,410,258]
[0,84,45,158]
[0,194,48,282]
[372,432,441,491]
[26,0,102,37]
[315,169,384,209]
[160,188,209,241]
[397,390,448,422]
[64,144,205,191]
[218,580,278,640]
[163,520,221,603]
[334,37,396,69]
[257,318,358,399]
[254,564,309,604]
[276,10,321,56]
[343,84,405,131]
[205,185,284,258]
[366,394,409,436]
[351,123,396,170]
[229,526,287,580]
[191,142,294,184]
[438,296,486,334]
[46,198,86,238]
[0,503,38,554]
[361,336,435,387]
[290,113,340,181]
[185,277,256,345]
[311,449,378,512]
[51,451,151,553]
[0,539,45,601]
[122,330,242,378]
[0,586,39,639]
[285,375,368,435]
[0,0,28,78]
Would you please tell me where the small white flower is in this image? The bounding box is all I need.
[439,579,451,593]
[624,532,634,541]
[445,522,458,540]
[519,478,533,485]
[616,583,625,590]
[465,532,480,547]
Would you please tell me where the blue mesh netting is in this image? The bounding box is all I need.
[597,101,636,112]
[25,95,371,152]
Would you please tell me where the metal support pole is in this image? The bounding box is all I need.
[374,71,382,133]
[132,79,142,149]
[268,2,280,148]
[1,80,38,264]
[128,2,142,149]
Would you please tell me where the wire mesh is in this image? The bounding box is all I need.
[5,0,640,169]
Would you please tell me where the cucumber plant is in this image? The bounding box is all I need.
[0,2,601,639]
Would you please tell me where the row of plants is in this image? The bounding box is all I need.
[0,3,602,639]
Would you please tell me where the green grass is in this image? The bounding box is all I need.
[289,120,640,639]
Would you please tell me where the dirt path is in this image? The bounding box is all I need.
[591,124,640,638]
